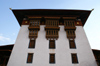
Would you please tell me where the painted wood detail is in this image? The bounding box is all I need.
[22,20,30,25]
[75,21,83,26]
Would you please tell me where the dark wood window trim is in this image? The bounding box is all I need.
[69,39,76,49]
[27,53,33,63]
[71,53,78,64]
[28,40,35,48]
[49,40,55,49]
[49,54,55,64]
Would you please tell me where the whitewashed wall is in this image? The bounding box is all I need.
[7,25,97,66]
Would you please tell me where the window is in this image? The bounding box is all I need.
[46,20,58,27]
[64,20,75,27]
[49,54,55,64]
[67,30,75,36]
[27,53,33,63]
[71,53,78,64]
[29,20,40,27]
[69,40,76,49]
[29,40,35,48]
[49,40,55,49]
[29,30,38,35]
[46,30,58,36]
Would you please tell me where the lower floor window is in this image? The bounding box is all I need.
[71,53,78,64]
[49,54,55,64]
[27,53,33,63]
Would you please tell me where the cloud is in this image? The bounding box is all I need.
[0,34,11,42]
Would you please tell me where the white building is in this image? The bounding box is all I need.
[7,9,97,66]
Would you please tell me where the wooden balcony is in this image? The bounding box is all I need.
[28,25,40,30]
[67,35,76,39]
[29,32,38,39]
[45,27,60,30]
[46,35,58,40]
[64,26,76,30]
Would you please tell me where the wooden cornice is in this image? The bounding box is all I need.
[63,17,77,20]
[0,50,12,52]
[44,17,60,19]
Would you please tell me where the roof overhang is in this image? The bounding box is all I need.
[12,9,91,26]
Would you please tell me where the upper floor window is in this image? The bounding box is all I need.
[67,30,75,36]
[46,30,58,36]
[29,30,38,35]
[29,20,40,27]
[46,20,59,27]
[64,20,75,27]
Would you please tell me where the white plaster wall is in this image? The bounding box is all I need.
[7,25,97,66]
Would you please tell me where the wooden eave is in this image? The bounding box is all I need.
[12,9,91,26]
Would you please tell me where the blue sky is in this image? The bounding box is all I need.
[0,0,100,49]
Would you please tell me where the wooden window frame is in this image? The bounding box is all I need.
[71,53,78,64]
[69,40,76,49]
[49,40,55,49]
[27,53,33,63]
[49,54,55,64]
[28,40,35,48]
[29,20,40,27]
[64,20,75,27]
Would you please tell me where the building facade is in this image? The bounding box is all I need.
[7,9,97,66]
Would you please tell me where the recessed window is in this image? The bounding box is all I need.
[49,40,55,49]
[27,53,33,63]
[69,40,76,49]
[67,30,75,36]
[64,20,75,27]
[49,54,55,64]
[29,40,35,48]
[71,53,78,64]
